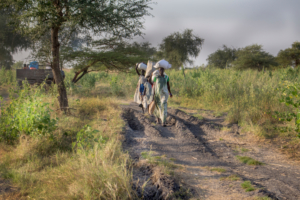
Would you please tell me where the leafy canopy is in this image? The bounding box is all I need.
[0,0,153,40]
[207,45,238,69]
[232,44,277,70]
[68,38,152,83]
[156,29,204,69]
[0,10,30,68]
[277,41,300,68]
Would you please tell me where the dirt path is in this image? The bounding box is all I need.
[122,102,300,200]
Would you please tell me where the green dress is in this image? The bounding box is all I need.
[153,73,169,124]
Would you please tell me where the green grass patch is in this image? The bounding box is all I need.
[193,113,204,120]
[236,156,264,165]
[241,148,249,152]
[255,197,272,200]
[210,167,226,173]
[241,181,256,192]
[214,111,223,117]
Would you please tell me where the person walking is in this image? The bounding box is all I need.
[152,67,172,127]
[134,62,147,110]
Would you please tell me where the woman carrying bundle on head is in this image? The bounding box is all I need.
[151,60,172,127]
[134,62,147,111]
[142,60,156,112]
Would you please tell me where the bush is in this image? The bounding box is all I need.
[0,83,57,143]
[0,68,15,86]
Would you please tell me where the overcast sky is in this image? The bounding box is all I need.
[14,0,300,67]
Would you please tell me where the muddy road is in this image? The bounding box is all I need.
[122,103,300,200]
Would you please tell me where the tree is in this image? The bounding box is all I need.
[232,44,278,71]
[156,29,204,69]
[0,10,30,69]
[69,39,151,83]
[207,45,238,69]
[11,61,23,69]
[277,41,300,68]
[1,0,152,111]
[131,41,156,60]
[30,28,91,68]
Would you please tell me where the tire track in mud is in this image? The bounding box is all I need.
[122,103,300,200]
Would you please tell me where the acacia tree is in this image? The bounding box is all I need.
[0,0,152,111]
[156,29,204,69]
[232,44,278,71]
[207,45,238,69]
[68,39,151,83]
[277,41,300,68]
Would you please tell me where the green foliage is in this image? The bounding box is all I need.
[232,44,278,70]
[274,81,300,137]
[70,39,151,76]
[156,29,204,69]
[241,181,255,192]
[96,67,300,132]
[207,45,238,69]
[236,156,263,165]
[0,68,15,85]
[277,41,300,68]
[131,41,157,60]
[11,61,23,69]
[0,11,30,69]
[110,76,124,96]
[81,73,97,88]
[1,0,152,40]
[72,125,108,154]
[0,83,57,144]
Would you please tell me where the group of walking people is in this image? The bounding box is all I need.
[134,60,172,127]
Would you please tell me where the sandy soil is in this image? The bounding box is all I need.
[122,102,300,200]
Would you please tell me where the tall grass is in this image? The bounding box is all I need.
[95,68,300,139]
[0,83,134,199]
[0,68,15,86]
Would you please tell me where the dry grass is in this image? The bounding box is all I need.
[220,174,240,181]
[0,94,134,199]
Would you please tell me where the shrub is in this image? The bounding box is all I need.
[0,84,57,143]
[0,68,15,86]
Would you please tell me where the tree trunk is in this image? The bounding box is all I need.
[51,27,69,112]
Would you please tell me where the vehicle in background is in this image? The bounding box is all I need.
[17,61,65,86]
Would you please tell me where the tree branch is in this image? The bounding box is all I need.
[72,61,97,83]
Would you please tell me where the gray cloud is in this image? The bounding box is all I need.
[134,0,300,66]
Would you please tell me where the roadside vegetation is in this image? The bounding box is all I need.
[78,67,300,158]
[0,80,134,199]
[1,65,300,198]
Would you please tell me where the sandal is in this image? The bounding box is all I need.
[156,118,161,124]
